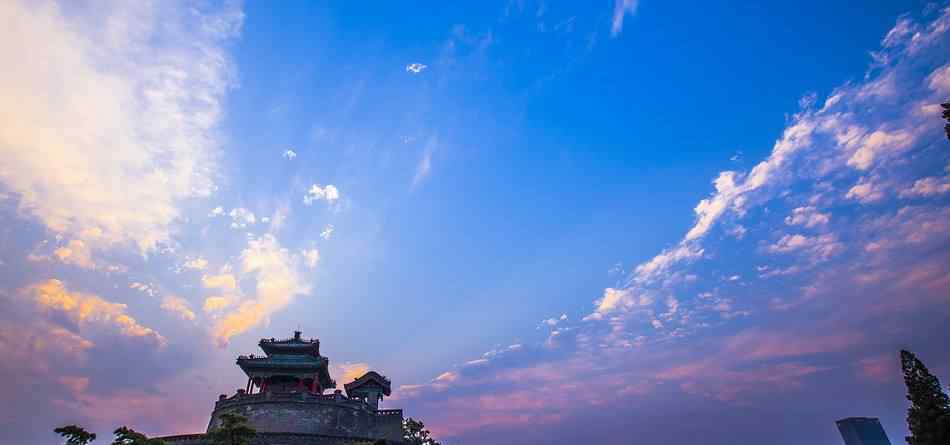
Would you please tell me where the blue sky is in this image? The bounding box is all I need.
[1,1,949,444]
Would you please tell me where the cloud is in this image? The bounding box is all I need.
[406,63,428,74]
[845,129,914,170]
[395,9,950,442]
[784,206,830,228]
[301,248,320,268]
[228,208,257,228]
[22,279,165,346]
[767,233,842,261]
[333,362,371,385]
[846,177,886,203]
[900,176,950,197]
[203,296,231,313]
[320,224,335,240]
[182,257,209,271]
[283,149,297,159]
[160,296,196,321]
[0,0,242,255]
[412,150,433,188]
[129,282,157,297]
[412,137,437,190]
[202,272,238,292]
[209,206,225,217]
[303,184,340,205]
[610,0,639,37]
[211,234,311,345]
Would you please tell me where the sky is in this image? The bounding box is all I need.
[1,1,949,444]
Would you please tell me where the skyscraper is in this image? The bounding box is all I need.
[836,417,893,445]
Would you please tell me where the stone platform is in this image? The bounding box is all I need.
[196,391,402,443]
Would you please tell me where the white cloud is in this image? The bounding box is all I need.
[0,1,242,255]
[283,149,297,160]
[900,176,950,197]
[846,129,913,170]
[846,178,886,203]
[182,257,209,271]
[129,282,157,297]
[412,148,434,189]
[211,234,311,346]
[160,296,196,321]
[23,279,165,346]
[784,206,830,228]
[301,248,320,268]
[927,63,950,93]
[320,224,335,240]
[228,208,256,228]
[610,0,639,37]
[209,206,225,217]
[406,63,427,74]
[767,233,842,261]
[303,184,340,205]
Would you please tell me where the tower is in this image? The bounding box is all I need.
[157,330,404,444]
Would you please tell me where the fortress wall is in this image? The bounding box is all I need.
[208,398,401,441]
[159,432,399,445]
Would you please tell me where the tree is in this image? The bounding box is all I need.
[54,425,97,445]
[111,426,164,445]
[207,413,256,445]
[942,102,950,140]
[402,418,441,445]
[901,350,950,445]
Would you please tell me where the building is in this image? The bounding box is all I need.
[158,331,404,444]
[836,417,892,445]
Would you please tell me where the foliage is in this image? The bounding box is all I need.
[942,102,950,140]
[403,418,441,445]
[901,350,950,445]
[110,427,165,445]
[55,425,97,445]
[207,413,257,445]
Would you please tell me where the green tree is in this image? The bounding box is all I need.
[901,350,950,445]
[54,425,97,445]
[941,102,949,140]
[402,418,441,445]
[207,413,256,445]
[111,426,164,445]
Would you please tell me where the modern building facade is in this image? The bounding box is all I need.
[836,417,892,445]
[158,331,404,444]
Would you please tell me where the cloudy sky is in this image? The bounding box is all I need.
[1,1,949,444]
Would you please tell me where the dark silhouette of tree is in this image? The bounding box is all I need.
[403,418,441,445]
[110,427,164,445]
[54,425,97,445]
[207,413,256,445]
[901,350,950,445]
[942,102,950,140]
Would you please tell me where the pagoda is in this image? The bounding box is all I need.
[237,330,336,395]
[157,331,404,444]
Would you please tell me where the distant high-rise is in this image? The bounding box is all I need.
[836,417,892,445]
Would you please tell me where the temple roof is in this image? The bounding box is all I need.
[236,330,335,389]
[344,371,392,397]
[258,330,321,356]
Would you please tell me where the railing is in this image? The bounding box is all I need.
[376,409,402,417]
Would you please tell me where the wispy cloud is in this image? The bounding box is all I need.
[0,0,243,255]
[610,0,639,37]
[406,62,428,74]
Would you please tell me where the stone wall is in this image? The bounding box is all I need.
[158,432,401,445]
[206,392,402,443]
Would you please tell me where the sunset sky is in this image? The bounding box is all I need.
[1,1,949,444]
